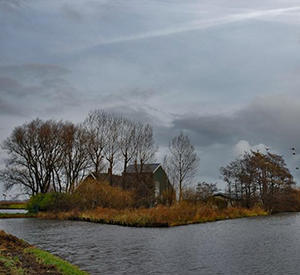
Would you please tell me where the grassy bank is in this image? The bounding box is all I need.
[0,213,36,219]
[38,203,268,227]
[0,230,88,275]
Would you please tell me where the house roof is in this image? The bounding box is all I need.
[83,172,123,187]
[126,163,161,174]
[213,192,241,200]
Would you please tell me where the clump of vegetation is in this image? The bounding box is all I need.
[27,180,135,213]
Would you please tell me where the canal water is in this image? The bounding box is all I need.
[1,214,300,275]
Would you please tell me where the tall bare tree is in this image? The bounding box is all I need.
[103,114,121,185]
[59,123,90,192]
[164,132,199,201]
[83,110,108,177]
[119,117,136,174]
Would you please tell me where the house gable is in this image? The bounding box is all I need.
[153,166,173,196]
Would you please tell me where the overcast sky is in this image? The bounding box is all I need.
[1,0,300,198]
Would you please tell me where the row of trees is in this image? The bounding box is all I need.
[0,110,157,195]
[84,110,157,184]
[0,110,200,200]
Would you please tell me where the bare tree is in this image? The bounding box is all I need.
[196,182,218,201]
[119,117,136,174]
[0,119,91,195]
[83,110,108,177]
[59,123,90,192]
[134,123,157,173]
[164,132,199,201]
[103,114,121,185]
[0,119,63,195]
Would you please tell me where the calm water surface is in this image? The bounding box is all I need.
[1,214,300,275]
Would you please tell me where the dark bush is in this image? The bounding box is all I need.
[27,192,77,213]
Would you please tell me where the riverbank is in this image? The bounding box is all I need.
[0,230,88,275]
[38,203,268,227]
[0,213,35,219]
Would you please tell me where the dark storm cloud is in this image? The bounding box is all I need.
[169,95,300,151]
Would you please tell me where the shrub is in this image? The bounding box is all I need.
[27,193,76,213]
[75,179,135,210]
[270,188,300,213]
[27,194,45,213]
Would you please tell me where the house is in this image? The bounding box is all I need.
[81,163,174,206]
[124,163,174,200]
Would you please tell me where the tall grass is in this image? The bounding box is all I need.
[39,202,267,227]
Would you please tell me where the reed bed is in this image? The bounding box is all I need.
[38,202,267,227]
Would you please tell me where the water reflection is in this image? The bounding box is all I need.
[0,209,28,214]
[1,214,300,275]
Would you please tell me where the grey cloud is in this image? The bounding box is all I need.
[0,63,80,116]
[0,77,22,94]
[0,0,24,10]
[172,114,237,146]
[100,89,158,105]
[61,4,83,22]
[101,104,161,125]
[0,64,70,80]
